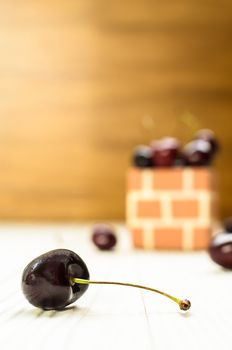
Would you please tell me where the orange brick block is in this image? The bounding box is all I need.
[155,228,183,249]
[193,169,211,190]
[127,167,217,250]
[172,199,199,218]
[127,169,142,190]
[130,227,211,250]
[137,200,161,218]
[153,169,183,190]
[193,228,211,249]
[131,228,143,248]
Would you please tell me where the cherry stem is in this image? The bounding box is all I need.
[71,278,191,311]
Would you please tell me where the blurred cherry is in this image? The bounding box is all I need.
[92,224,117,250]
[208,233,232,269]
[132,145,153,168]
[183,139,212,166]
[194,129,219,155]
[151,137,180,167]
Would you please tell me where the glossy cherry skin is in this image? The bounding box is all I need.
[208,234,232,269]
[92,224,117,250]
[183,139,213,166]
[22,249,89,310]
[151,137,179,167]
[132,145,153,168]
[194,129,219,155]
[224,217,232,233]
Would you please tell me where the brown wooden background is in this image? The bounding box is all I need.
[0,0,232,221]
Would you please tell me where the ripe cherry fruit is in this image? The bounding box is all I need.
[22,249,89,310]
[22,249,191,311]
[92,224,117,250]
[132,145,153,168]
[208,233,232,269]
[151,137,180,167]
[183,139,213,166]
[194,129,219,155]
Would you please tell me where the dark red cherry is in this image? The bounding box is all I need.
[132,145,153,168]
[92,224,117,250]
[151,137,179,167]
[183,139,212,166]
[22,249,191,311]
[208,233,232,269]
[224,217,232,233]
[194,129,219,155]
[22,249,89,310]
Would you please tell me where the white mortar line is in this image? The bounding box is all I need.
[160,193,172,223]
[128,218,211,228]
[141,170,153,191]
[198,192,211,223]
[182,168,193,192]
[126,192,138,223]
[127,189,210,200]
[182,223,194,250]
[142,225,155,249]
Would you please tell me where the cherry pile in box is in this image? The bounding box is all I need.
[132,129,219,168]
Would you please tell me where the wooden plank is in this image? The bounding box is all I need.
[0,1,231,220]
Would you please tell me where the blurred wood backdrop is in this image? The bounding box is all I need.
[0,0,231,220]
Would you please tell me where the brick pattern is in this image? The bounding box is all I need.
[126,168,217,250]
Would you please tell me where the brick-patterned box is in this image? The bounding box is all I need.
[126,167,218,250]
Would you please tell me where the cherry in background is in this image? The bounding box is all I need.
[92,224,117,250]
[131,128,219,168]
[194,129,219,155]
[183,139,213,166]
[208,217,232,269]
[208,233,232,269]
[132,145,153,168]
[151,137,180,167]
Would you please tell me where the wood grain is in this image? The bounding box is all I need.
[0,1,231,220]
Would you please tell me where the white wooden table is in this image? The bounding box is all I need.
[0,223,231,350]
